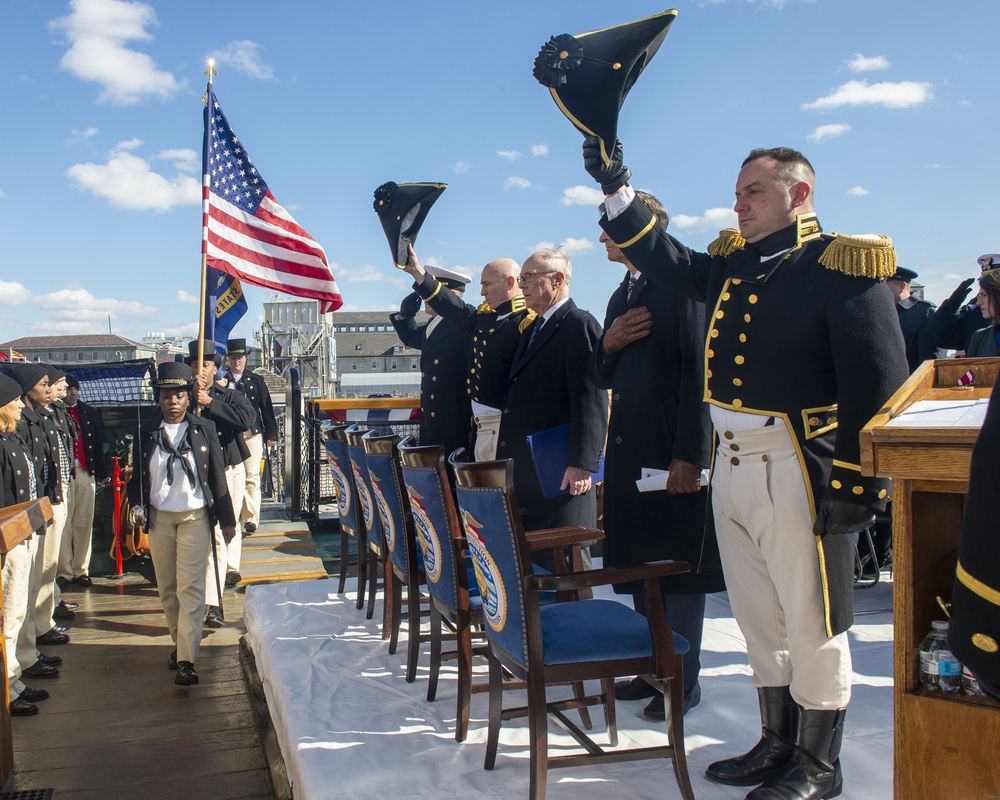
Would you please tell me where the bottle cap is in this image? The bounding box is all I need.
[932,620,949,630]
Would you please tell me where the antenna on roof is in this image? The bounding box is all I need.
[108,314,112,334]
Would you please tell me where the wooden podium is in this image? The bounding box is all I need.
[0,497,53,789]
[861,358,1000,800]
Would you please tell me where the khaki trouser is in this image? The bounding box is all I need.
[60,467,96,579]
[205,462,246,605]
[240,433,264,527]
[473,413,502,462]
[711,424,852,710]
[3,536,35,697]
[16,526,44,672]
[35,491,69,637]
[148,506,211,664]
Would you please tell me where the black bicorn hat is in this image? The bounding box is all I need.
[152,361,195,390]
[225,338,250,356]
[533,10,678,167]
[373,182,448,268]
[185,340,223,368]
[888,267,918,283]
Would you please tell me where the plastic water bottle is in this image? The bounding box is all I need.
[919,620,962,693]
[963,665,985,698]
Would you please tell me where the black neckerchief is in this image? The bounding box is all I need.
[154,424,197,487]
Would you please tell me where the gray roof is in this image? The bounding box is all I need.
[337,333,420,359]
[0,334,147,350]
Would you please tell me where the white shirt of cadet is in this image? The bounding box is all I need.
[148,421,205,512]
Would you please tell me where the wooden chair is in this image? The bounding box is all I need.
[362,431,428,683]
[322,424,368,609]
[344,425,390,632]
[450,452,695,800]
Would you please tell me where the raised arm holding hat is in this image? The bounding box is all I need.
[583,139,907,799]
[224,337,277,534]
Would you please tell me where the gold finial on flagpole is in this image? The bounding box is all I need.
[202,60,217,102]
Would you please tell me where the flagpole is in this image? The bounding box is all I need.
[198,60,218,392]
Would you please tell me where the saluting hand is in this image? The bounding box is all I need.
[601,307,652,358]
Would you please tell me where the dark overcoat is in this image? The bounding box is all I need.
[201,383,254,467]
[496,299,608,531]
[0,430,34,507]
[390,314,472,457]
[896,297,937,373]
[226,370,278,442]
[71,400,108,480]
[590,272,723,595]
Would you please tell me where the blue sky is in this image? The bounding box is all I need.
[1,0,996,344]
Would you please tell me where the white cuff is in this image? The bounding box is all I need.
[603,185,635,220]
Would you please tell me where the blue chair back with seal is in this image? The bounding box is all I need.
[324,424,360,537]
[345,425,383,552]
[362,431,423,576]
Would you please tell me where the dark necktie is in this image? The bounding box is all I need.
[526,318,544,349]
[154,427,197,487]
[626,275,638,303]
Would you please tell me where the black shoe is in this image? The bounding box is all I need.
[615,676,658,701]
[23,662,59,679]
[54,624,72,633]
[205,606,225,628]
[175,662,199,685]
[36,652,62,667]
[225,570,241,587]
[20,687,49,703]
[54,602,76,620]
[243,522,257,534]
[72,574,93,587]
[168,650,178,670]
[644,683,701,719]
[60,599,79,610]
[56,576,70,589]
[37,629,70,645]
[706,687,798,787]
[10,697,39,716]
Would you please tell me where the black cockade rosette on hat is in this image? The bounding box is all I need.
[373,181,448,269]
[532,10,678,167]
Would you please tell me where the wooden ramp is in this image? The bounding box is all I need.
[237,521,329,586]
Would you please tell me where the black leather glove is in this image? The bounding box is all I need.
[946,278,975,308]
[398,292,422,319]
[583,135,631,196]
[812,497,876,537]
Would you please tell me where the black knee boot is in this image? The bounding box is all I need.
[705,686,798,786]
[746,707,846,800]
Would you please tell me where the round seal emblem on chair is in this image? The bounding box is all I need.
[370,472,395,550]
[462,511,506,631]
[407,485,441,583]
[330,462,351,517]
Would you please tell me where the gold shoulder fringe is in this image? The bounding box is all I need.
[818,233,896,279]
[476,301,494,315]
[518,310,538,333]
[707,228,746,258]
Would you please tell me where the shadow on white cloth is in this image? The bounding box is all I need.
[243,571,894,800]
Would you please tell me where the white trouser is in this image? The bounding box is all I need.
[205,462,246,605]
[60,467,96,579]
[148,506,211,664]
[473,413,502,462]
[16,526,44,671]
[35,492,69,637]
[240,433,264,527]
[3,536,36,697]
[711,424,852,710]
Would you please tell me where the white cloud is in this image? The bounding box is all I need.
[451,160,471,174]
[531,238,595,257]
[30,285,157,334]
[803,80,934,111]
[66,139,200,212]
[807,123,852,142]
[209,40,275,81]
[0,189,5,199]
[0,281,30,305]
[336,264,409,291]
[847,186,870,196]
[504,177,531,190]
[176,289,199,304]
[154,148,199,173]
[561,185,606,207]
[162,322,199,338]
[497,150,525,161]
[70,127,99,139]
[847,54,889,73]
[48,0,182,105]
[672,207,738,232]
[530,144,549,157]
[943,273,962,281]
[959,100,973,106]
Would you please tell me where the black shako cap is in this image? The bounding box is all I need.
[153,361,195,390]
[373,182,447,268]
[533,10,678,166]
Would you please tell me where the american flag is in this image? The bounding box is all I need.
[203,86,343,313]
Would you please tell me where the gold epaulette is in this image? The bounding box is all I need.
[476,301,494,315]
[707,228,746,258]
[518,310,538,333]
[818,233,896,279]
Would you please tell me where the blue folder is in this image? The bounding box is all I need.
[525,423,605,500]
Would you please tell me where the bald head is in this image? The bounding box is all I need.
[480,258,521,309]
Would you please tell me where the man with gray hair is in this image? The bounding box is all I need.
[495,249,607,532]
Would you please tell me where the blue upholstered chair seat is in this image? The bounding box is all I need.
[539,599,689,666]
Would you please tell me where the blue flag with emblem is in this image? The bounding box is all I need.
[204,266,248,356]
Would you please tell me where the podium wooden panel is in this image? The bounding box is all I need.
[0,497,53,790]
[861,358,1000,800]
